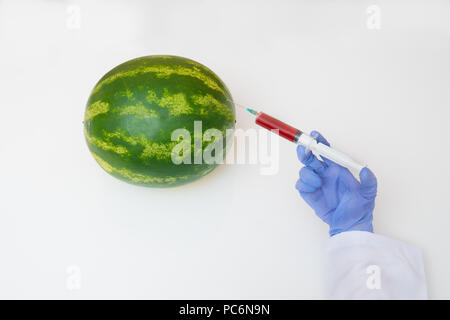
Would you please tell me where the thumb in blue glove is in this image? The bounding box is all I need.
[295,131,377,236]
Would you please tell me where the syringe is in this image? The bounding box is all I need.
[246,108,365,173]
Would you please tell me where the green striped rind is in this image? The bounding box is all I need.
[84,55,235,187]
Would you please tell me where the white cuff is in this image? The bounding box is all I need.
[325,231,427,299]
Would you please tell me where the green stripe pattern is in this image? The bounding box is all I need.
[84,55,235,187]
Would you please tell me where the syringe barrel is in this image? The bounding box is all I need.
[297,133,364,173]
[314,142,364,172]
[255,112,302,142]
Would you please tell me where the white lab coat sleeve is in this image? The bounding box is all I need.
[325,231,427,299]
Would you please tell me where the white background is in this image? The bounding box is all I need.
[0,0,449,299]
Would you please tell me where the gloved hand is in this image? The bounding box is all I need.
[295,131,377,236]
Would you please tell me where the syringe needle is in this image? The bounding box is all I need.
[246,108,258,115]
[227,99,259,115]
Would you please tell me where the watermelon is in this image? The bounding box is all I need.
[84,55,235,187]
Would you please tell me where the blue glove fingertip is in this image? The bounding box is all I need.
[310,130,330,147]
[296,144,315,166]
[297,144,328,175]
[360,167,377,186]
[359,167,377,199]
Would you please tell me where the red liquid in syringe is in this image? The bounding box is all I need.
[255,112,302,142]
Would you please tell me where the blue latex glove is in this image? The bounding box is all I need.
[295,131,377,236]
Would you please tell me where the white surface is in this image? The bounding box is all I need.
[0,0,449,299]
